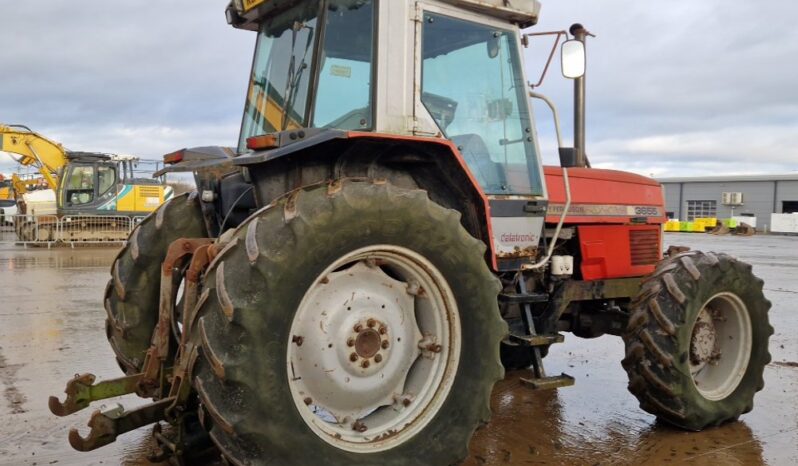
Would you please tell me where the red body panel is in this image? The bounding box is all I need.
[544,166,666,280]
[337,137,667,279]
[544,166,667,225]
[578,225,661,280]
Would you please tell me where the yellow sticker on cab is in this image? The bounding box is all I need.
[242,0,267,12]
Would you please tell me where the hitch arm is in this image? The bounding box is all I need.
[48,373,142,417]
[68,397,173,451]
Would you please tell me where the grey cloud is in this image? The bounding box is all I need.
[2,1,797,178]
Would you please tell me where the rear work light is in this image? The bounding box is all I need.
[163,149,185,165]
[246,134,279,151]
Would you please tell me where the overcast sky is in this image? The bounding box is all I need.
[2,0,796,178]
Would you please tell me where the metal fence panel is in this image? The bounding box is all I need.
[0,214,136,246]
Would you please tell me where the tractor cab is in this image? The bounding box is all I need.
[229,0,550,258]
[230,0,545,196]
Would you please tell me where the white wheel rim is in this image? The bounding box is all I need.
[287,245,461,452]
[689,292,752,401]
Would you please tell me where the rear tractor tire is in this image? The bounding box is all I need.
[622,251,772,430]
[192,180,506,465]
[105,193,208,374]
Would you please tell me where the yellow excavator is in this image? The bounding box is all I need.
[0,124,173,241]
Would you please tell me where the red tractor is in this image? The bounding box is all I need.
[51,1,772,464]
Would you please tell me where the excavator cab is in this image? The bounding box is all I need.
[58,155,117,210]
[58,153,169,216]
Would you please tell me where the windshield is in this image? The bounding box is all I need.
[238,1,321,152]
[238,0,375,152]
[421,12,543,196]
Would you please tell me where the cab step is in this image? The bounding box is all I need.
[520,373,575,390]
[508,332,564,347]
[511,277,574,390]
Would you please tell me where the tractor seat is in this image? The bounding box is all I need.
[450,134,507,192]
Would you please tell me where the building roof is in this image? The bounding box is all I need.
[657,173,798,183]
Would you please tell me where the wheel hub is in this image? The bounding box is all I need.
[688,293,752,401]
[353,327,383,359]
[286,246,460,452]
[690,308,718,368]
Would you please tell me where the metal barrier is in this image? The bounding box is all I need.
[0,213,139,246]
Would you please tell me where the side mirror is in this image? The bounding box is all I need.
[561,39,585,79]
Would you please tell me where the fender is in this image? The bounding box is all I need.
[234,129,499,270]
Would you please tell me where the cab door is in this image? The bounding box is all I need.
[414,3,548,270]
[60,163,118,213]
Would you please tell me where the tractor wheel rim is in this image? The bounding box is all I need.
[688,292,752,401]
[287,245,461,452]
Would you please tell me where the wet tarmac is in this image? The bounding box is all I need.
[0,233,795,465]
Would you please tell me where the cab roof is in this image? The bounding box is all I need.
[226,0,541,31]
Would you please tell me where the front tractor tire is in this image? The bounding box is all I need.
[192,180,506,465]
[622,251,772,430]
[105,193,207,373]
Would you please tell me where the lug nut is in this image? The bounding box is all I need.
[378,326,387,335]
[361,360,370,368]
[353,420,368,432]
[381,340,390,349]
[367,319,376,328]
[426,344,442,353]
[349,353,358,362]
[374,354,383,363]
[354,324,363,332]
[347,338,355,347]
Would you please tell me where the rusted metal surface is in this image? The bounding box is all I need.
[182,243,212,336]
[495,245,539,259]
[138,238,212,397]
[49,373,142,417]
[690,309,719,366]
[161,238,214,276]
[68,397,173,452]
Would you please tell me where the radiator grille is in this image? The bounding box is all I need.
[629,229,660,266]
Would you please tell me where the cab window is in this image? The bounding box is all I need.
[66,166,95,205]
[312,0,375,129]
[98,166,116,195]
[421,12,543,196]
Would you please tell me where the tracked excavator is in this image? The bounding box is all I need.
[0,124,173,241]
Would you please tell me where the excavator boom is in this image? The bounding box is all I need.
[0,124,66,190]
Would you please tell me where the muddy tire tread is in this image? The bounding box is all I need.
[104,193,207,373]
[192,180,505,465]
[622,251,772,430]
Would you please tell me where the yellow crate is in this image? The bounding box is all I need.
[692,220,706,232]
[696,217,717,228]
[664,220,681,232]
